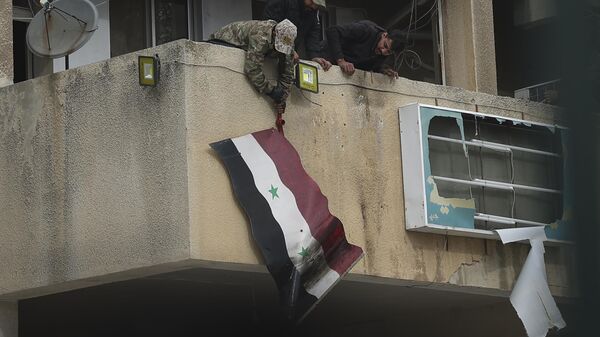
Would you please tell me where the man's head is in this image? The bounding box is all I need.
[304,0,326,10]
[375,30,404,56]
[274,19,297,55]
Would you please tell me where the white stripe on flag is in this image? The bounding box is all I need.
[232,134,340,298]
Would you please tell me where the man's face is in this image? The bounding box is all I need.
[375,33,393,56]
[304,0,318,10]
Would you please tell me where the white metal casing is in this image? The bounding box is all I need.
[398,103,571,244]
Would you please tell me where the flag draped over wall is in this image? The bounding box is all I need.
[210,129,364,322]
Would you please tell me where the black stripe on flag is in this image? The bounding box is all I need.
[210,139,318,321]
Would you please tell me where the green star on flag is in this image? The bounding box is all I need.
[299,246,309,258]
[210,129,364,322]
[268,185,279,199]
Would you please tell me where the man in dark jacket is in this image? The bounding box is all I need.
[321,20,403,78]
[263,0,331,70]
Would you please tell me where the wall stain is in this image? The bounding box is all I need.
[495,240,509,290]
[413,248,428,281]
[434,241,445,282]
[359,199,371,272]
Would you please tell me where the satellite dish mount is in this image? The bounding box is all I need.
[27,0,99,68]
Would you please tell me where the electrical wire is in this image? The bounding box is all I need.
[172,55,552,222]
[298,88,323,107]
[413,0,439,26]
[412,8,438,32]
[404,0,417,44]
[402,0,438,36]
[169,59,541,115]
[171,60,324,107]
[395,49,423,70]
[394,1,439,73]
[27,0,35,16]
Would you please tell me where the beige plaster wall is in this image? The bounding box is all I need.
[0,0,13,87]
[183,41,572,298]
[441,0,498,95]
[0,42,192,300]
[0,40,573,302]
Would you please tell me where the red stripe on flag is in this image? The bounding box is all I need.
[252,129,363,275]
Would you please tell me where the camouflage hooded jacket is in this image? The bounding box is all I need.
[210,20,295,95]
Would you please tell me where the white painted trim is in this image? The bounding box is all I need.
[416,103,566,130]
[399,105,427,230]
[398,103,571,245]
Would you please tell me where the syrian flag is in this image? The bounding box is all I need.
[210,129,364,322]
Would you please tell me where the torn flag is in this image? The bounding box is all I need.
[210,129,364,322]
[496,227,566,337]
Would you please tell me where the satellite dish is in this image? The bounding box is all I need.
[26,0,99,59]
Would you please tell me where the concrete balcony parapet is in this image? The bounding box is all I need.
[0,40,573,302]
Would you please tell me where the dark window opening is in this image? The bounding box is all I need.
[327,0,442,84]
[493,0,561,104]
[109,1,150,58]
[13,21,29,83]
[251,0,442,84]
[251,0,267,20]
[12,0,31,8]
[155,0,189,46]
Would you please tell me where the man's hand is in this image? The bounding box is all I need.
[383,68,399,79]
[312,57,332,71]
[274,102,286,114]
[267,85,286,104]
[337,59,355,75]
[293,51,300,64]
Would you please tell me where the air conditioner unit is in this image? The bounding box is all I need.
[399,103,571,244]
[514,79,560,103]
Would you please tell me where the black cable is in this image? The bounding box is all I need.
[53,6,88,25]
[405,0,416,43]
[298,88,323,107]
[43,11,51,51]
[413,0,438,26]
[26,0,35,16]
[402,0,438,33]
[412,8,437,32]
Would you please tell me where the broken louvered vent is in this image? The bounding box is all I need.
[399,104,571,243]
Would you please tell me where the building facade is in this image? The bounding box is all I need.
[0,1,574,336]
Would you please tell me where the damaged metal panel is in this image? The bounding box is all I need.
[399,103,572,243]
[546,128,572,241]
[420,107,476,229]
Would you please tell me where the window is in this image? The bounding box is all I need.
[326,0,442,84]
[154,0,189,45]
[12,0,53,83]
[109,1,150,58]
[399,103,571,243]
[110,0,196,58]
[493,0,560,102]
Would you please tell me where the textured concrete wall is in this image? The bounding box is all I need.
[0,302,17,337]
[0,42,192,300]
[0,0,13,87]
[0,40,573,302]
[183,41,572,298]
[441,0,498,95]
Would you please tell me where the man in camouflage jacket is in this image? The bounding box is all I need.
[210,20,297,106]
